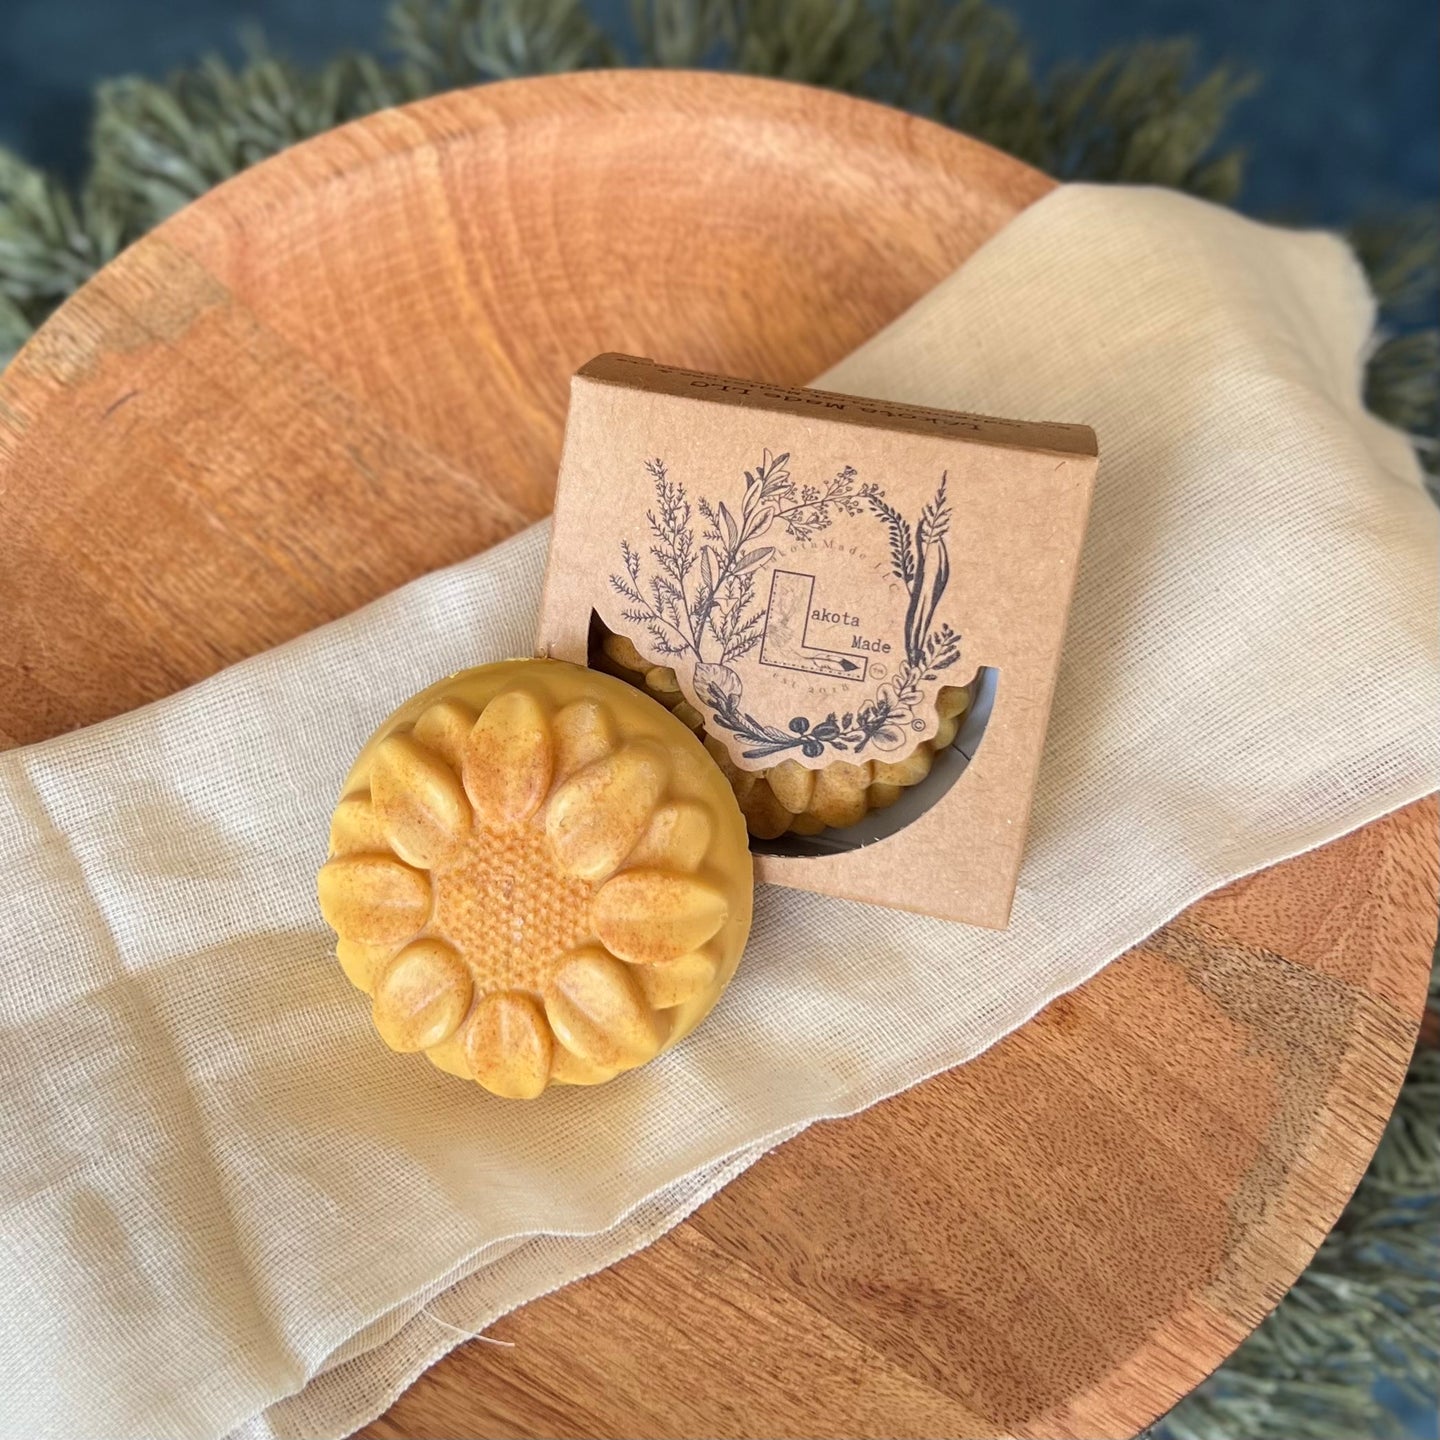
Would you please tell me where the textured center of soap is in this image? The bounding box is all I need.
[429,818,596,991]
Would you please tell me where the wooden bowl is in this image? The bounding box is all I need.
[0,71,1432,1440]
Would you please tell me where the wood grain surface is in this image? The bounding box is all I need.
[0,72,1432,1440]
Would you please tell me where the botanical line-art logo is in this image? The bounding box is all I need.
[610,449,962,760]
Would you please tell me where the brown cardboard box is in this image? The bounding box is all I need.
[537,354,1097,928]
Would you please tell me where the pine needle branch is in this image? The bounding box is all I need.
[87,45,419,229]
[390,0,619,85]
[0,0,1262,362]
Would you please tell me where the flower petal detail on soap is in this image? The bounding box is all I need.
[553,698,617,782]
[645,666,681,698]
[872,743,933,788]
[412,698,480,770]
[544,947,663,1069]
[317,854,431,945]
[328,795,389,857]
[593,870,728,964]
[937,684,970,721]
[336,938,394,994]
[672,701,704,731]
[372,939,472,1053]
[546,742,667,882]
[766,759,816,814]
[465,990,553,1099]
[632,949,718,1009]
[628,802,712,872]
[808,763,872,829]
[600,632,647,674]
[738,779,791,840]
[462,689,553,826]
[549,1045,618,1086]
[370,733,472,868]
[422,1029,475,1079]
[703,735,757,802]
[933,713,961,750]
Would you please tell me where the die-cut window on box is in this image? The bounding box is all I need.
[588,612,996,856]
[753,665,997,858]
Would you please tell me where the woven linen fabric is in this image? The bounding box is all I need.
[1,184,1435,1440]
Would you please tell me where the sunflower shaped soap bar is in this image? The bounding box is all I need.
[317,660,753,1096]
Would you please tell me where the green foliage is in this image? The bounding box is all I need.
[0,151,125,347]
[1041,42,1253,199]
[0,0,1261,353]
[1,45,418,339]
[0,8,1436,1435]
[390,0,618,84]
[1354,210,1440,497]
[7,0,1428,474]
[628,0,736,68]
[1353,209,1440,320]
[89,49,417,226]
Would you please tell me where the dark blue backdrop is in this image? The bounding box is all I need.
[0,0,1435,225]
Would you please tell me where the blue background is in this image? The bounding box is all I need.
[0,3,1434,1435]
[0,0,1435,225]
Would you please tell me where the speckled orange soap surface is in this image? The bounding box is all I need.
[317,660,754,1096]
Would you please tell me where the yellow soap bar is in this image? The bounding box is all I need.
[598,624,972,838]
[317,659,754,1097]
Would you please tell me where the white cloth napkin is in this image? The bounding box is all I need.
[1,184,1435,1440]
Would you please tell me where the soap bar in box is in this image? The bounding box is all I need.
[594,624,975,838]
[317,659,754,1097]
[536,353,1098,929]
